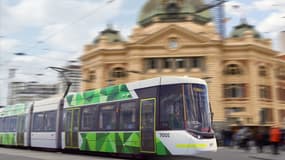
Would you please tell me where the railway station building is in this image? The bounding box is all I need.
[80,0,285,128]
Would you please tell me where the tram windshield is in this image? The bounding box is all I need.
[184,84,212,133]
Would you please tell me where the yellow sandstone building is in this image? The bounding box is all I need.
[80,0,285,128]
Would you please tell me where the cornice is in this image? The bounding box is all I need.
[223,44,277,56]
[81,48,126,61]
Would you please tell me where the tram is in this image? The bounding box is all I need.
[0,76,217,156]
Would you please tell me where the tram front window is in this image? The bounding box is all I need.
[159,85,184,130]
[184,84,212,133]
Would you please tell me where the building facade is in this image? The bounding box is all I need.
[8,81,58,105]
[80,0,285,127]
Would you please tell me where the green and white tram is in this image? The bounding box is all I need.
[0,104,31,147]
[0,76,217,156]
[63,76,217,156]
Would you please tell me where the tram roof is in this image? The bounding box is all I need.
[127,76,207,89]
[65,76,206,108]
[33,95,62,113]
[0,103,30,117]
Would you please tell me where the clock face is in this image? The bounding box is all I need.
[169,39,178,49]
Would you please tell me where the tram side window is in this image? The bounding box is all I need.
[3,117,17,132]
[33,111,57,132]
[81,106,97,131]
[119,101,138,130]
[45,111,56,132]
[159,85,184,130]
[99,104,116,130]
[0,118,3,132]
[33,113,45,132]
[10,117,17,132]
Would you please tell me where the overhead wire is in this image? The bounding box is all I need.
[19,0,116,55]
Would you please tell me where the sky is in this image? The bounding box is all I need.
[0,0,284,105]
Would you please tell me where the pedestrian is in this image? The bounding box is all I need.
[243,127,251,151]
[237,126,251,151]
[255,126,265,153]
[269,124,281,155]
[235,127,245,149]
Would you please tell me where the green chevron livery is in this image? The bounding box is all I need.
[66,84,133,107]
[0,104,29,117]
[79,132,170,155]
[0,133,16,145]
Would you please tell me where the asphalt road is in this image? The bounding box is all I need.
[0,147,284,160]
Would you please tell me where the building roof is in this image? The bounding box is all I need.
[138,0,212,27]
[230,20,262,39]
[93,25,124,44]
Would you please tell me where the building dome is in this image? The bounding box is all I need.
[94,25,123,44]
[138,0,212,26]
[230,20,262,39]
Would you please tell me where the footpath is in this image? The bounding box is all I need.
[196,146,285,160]
[226,146,285,160]
[246,146,285,160]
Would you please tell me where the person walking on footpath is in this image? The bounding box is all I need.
[269,124,281,155]
[255,126,265,153]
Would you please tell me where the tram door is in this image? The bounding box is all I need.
[65,108,80,149]
[140,98,156,153]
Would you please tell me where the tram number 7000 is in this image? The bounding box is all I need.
[159,133,170,138]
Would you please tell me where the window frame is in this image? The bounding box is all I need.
[44,111,57,132]
[224,84,246,98]
[112,67,127,78]
[98,103,117,131]
[158,84,185,130]
[259,85,271,99]
[146,59,158,70]
[162,58,173,69]
[118,100,139,131]
[190,57,204,70]
[259,66,267,77]
[175,58,186,69]
[32,111,57,132]
[224,64,242,75]
[0,118,3,132]
[80,105,98,131]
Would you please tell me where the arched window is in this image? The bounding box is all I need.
[224,64,242,75]
[259,66,267,77]
[112,67,126,78]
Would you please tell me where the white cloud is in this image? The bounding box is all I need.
[257,12,285,33]
[225,1,250,18]
[0,0,127,105]
[37,0,124,51]
[253,0,285,11]
[0,38,21,80]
